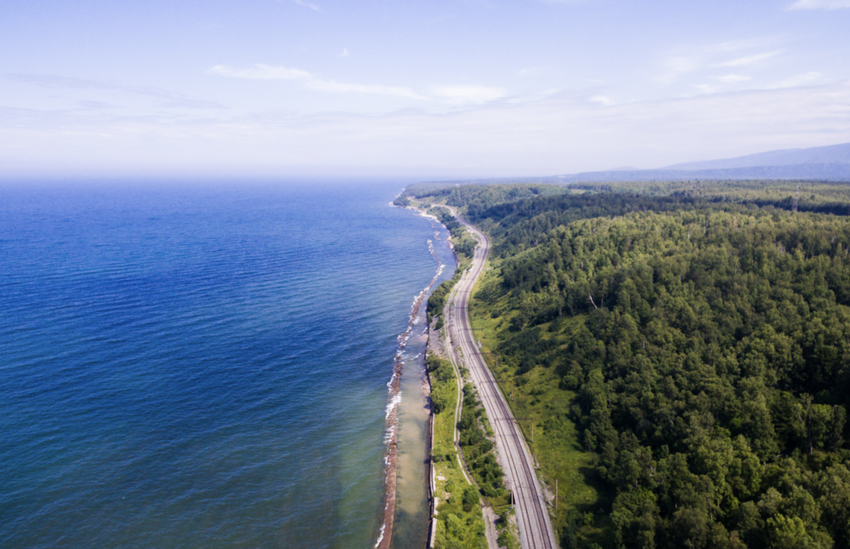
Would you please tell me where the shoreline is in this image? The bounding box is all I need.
[404,202,458,549]
[376,203,454,549]
[413,203,516,549]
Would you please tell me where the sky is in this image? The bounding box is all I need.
[2,0,850,179]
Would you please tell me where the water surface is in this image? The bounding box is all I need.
[0,180,447,549]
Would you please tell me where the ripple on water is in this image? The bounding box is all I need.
[0,181,442,549]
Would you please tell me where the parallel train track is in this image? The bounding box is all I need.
[442,208,558,549]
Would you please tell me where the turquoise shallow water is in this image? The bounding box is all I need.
[0,181,448,549]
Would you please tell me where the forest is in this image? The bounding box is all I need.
[403,181,850,549]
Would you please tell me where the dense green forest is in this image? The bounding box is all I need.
[570,180,850,216]
[410,181,850,549]
[399,182,569,212]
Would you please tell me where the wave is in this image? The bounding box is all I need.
[375,222,448,548]
[374,523,387,549]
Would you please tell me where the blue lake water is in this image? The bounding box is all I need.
[0,181,453,549]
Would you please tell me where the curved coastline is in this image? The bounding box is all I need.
[376,203,454,549]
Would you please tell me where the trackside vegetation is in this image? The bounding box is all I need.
[428,354,488,549]
[429,353,519,549]
[458,382,509,504]
[404,180,850,549]
[420,197,520,549]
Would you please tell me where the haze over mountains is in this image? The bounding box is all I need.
[557,142,850,183]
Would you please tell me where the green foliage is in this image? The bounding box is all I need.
[458,384,509,501]
[428,355,455,415]
[402,182,568,211]
[426,208,477,258]
[497,529,515,549]
[414,180,850,549]
[610,489,659,549]
[433,208,464,237]
[429,279,454,327]
[428,357,512,545]
[434,504,487,549]
[463,485,480,512]
[465,193,707,259]
[572,179,850,217]
[429,352,488,549]
[454,232,476,258]
[478,207,850,547]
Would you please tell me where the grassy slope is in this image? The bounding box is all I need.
[471,261,613,548]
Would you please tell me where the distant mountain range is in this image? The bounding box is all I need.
[556,142,850,183]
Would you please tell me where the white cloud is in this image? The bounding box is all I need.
[340,48,350,58]
[430,85,506,105]
[658,40,782,85]
[768,71,822,88]
[664,55,701,76]
[293,0,322,12]
[208,65,311,81]
[589,95,612,106]
[517,67,548,77]
[308,80,424,98]
[713,50,783,68]
[5,81,849,178]
[208,65,510,106]
[788,0,850,9]
[8,73,226,110]
[716,74,752,83]
[692,71,819,96]
[708,38,775,54]
[504,88,563,105]
[693,84,718,94]
[208,64,426,99]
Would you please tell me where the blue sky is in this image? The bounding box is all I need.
[2,0,850,178]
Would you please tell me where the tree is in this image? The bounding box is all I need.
[462,485,479,512]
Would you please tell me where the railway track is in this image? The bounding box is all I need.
[442,208,558,549]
